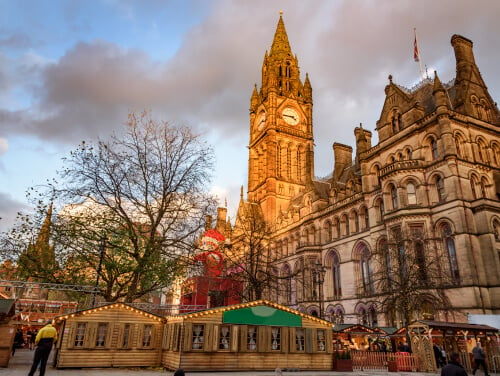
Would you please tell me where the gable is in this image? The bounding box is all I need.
[223,304,302,327]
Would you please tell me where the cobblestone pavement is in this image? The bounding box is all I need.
[2,349,445,376]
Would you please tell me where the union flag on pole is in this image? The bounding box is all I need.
[413,33,420,62]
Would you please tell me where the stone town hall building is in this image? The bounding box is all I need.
[232,15,500,327]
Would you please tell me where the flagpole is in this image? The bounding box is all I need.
[414,28,424,80]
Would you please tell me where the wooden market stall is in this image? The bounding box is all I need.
[161,300,334,371]
[0,299,16,367]
[406,320,500,372]
[53,302,165,368]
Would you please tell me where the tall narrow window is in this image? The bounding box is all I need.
[74,323,87,347]
[436,176,445,202]
[480,177,488,198]
[390,184,398,209]
[360,246,374,294]
[143,325,153,347]
[295,328,305,351]
[219,325,230,350]
[271,327,281,350]
[247,326,257,350]
[415,241,427,285]
[332,252,342,299]
[431,138,439,159]
[442,224,460,283]
[192,324,204,350]
[96,323,108,347]
[407,182,417,205]
[317,329,326,351]
[122,324,130,348]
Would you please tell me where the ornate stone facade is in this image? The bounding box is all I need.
[240,15,500,326]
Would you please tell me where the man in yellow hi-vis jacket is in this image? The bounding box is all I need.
[28,321,57,376]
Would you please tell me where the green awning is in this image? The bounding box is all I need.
[223,305,302,327]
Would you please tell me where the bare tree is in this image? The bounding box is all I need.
[370,226,454,328]
[4,111,217,302]
[224,200,288,302]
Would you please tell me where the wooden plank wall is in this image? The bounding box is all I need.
[56,306,164,368]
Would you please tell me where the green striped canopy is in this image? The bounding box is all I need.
[223,305,302,327]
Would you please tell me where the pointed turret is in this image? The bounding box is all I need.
[250,84,259,109]
[433,70,451,112]
[269,12,293,59]
[451,34,500,124]
[304,73,312,102]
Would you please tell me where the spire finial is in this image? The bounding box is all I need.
[279,10,283,16]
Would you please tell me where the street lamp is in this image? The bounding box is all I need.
[315,259,327,319]
[91,236,106,307]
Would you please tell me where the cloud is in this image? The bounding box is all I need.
[0,192,30,233]
[0,138,7,155]
[1,0,500,223]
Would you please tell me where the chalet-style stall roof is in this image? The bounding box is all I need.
[408,320,498,338]
[162,300,334,371]
[53,302,165,369]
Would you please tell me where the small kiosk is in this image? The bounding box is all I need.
[0,299,16,367]
[162,300,334,371]
[53,303,165,368]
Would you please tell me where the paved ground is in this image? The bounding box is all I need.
[3,349,446,376]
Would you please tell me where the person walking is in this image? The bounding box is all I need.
[28,321,58,376]
[11,328,24,356]
[441,352,468,376]
[472,341,489,376]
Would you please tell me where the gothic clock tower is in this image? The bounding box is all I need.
[247,13,314,224]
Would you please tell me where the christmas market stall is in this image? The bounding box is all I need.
[0,299,16,367]
[161,300,334,371]
[53,302,165,368]
[405,320,500,372]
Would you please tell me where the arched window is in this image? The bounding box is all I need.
[323,221,332,243]
[332,252,342,299]
[334,218,341,239]
[353,210,359,233]
[471,175,478,199]
[406,148,412,160]
[480,177,488,198]
[342,214,349,236]
[492,143,500,166]
[455,135,464,158]
[407,182,417,205]
[360,206,369,230]
[435,176,445,203]
[441,224,460,283]
[358,307,368,326]
[431,138,439,160]
[493,219,500,241]
[390,184,398,209]
[360,245,374,294]
[375,198,384,223]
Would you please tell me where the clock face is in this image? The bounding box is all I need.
[256,111,266,131]
[282,107,300,125]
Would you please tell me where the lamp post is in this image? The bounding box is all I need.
[91,236,106,307]
[315,260,327,319]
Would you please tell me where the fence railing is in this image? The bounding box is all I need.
[351,351,420,372]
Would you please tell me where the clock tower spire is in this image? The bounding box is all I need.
[248,13,314,224]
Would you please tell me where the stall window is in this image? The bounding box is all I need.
[122,324,130,348]
[74,322,87,347]
[271,327,281,350]
[142,324,152,347]
[192,324,204,350]
[295,328,305,351]
[219,325,230,350]
[317,329,326,351]
[95,323,108,347]
[247,326,257,350]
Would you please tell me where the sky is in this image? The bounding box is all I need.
[1,0,500,233]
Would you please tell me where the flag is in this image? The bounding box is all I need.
[413,33,420,62]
